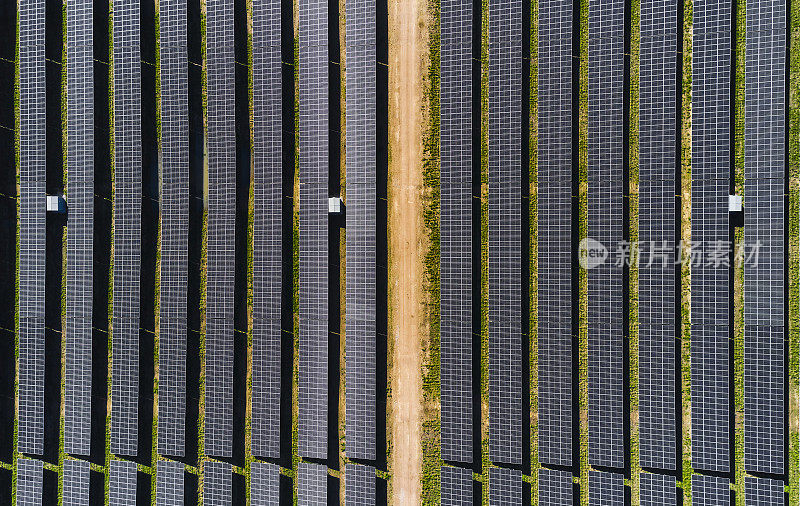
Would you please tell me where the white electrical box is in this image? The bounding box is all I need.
[329,197,343,215]
[47,195,66,213]
[729,194,742,212]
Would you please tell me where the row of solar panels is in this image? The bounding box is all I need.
[441,467,786,505]
[345,0,378,461]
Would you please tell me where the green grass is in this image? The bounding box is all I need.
[420,0,443,500]
[529,0,540,499]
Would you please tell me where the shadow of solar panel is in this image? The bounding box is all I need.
[298,463,327,506]
[111,318,139,456]
[744,325,784,474]
[205,461,232,506]
[537,0,573,469]
[18,317,44,455]
[252,319,281,458]
[441,467,472,506]
[63,460,89,506]
[345,464,375,505]
[158,317,187,457]
[538,469,572,506]
[638,323,676,470]
[65,316,92,456]
[156,461,184,506]
[206,318,234,457]
[588,471,624,506]
[16,459,43,506]
[489,468,522,506]
[109,460,137,506]
[745,476,785,505]
[251,462,279,506]
[690,324,729,472]
[639,473,675,506]
[692,475,730,506]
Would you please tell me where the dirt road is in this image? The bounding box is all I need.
[388,0,429,502]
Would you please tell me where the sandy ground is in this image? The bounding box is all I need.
[388,0,428,502]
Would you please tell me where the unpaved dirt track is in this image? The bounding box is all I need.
[388,0,428,502]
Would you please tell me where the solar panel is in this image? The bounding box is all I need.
[439,0,473,465]
[205,319,233,457]
[16,459,42,506]
[639,473,676,506]
[692,475,730,506]
[204,461,232,506]
[743,0,786,476]
[538,468,572,506]
[159,0,190,459]
[63,459,90,506]
[298,0,330,459]
[18,316,44,455]
[588,471,624,506]
[488,468,522,506]
[744,326,785,474]
[538,0,574,468]
[297,463,327,506]
[745,476,785,505]
[158,316,187,456]
[252,319,281,458]
[64,0,94,458]
[156,460,184,506]
[251,462,280,506]
[345,0,378,458]
[587,0,625,470]
[638,0,679,472]
[251,0,283,461]
[488,0,524,466]
[345,464,375,505]
[111,0,143,458]
[17,0,46,458]
[109,460,138,506]
[691,0,732,474]
[440,466,472,506]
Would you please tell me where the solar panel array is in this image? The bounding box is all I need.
[587,0,625,470]
[639,473,676,506]
[743,0,786,476]
[16,459,43,506]
[111,0,143,458]
[251,0,284,459]
[109,460,138,505]
[440,466,472,506]
[345,464,375,505]
[64,0,94,457]
[538,0,573,467]
[205,461,232,506]
[745,476,785,505]
[156,460,184,506]
[488,468,522,506]
[439,0,473,465]
[298,463,327,506]
[158,0,190,459]
[18,0,46,457]
[691,0,732,473]
[63,459,90,506]
[638,0,678,471]
[345,0,377,462]
[692,475,730,506]
[538,469,572,506]
[298,0,330,459]
[251,462,280,506]
[588,471,623,506]
[488,0,523,467]
[205,0,237,459]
